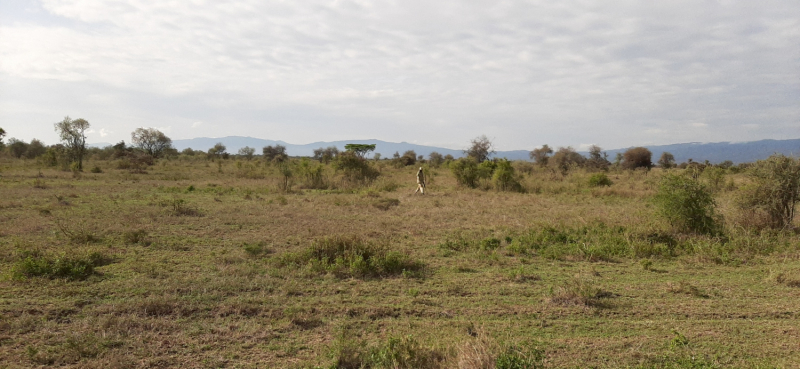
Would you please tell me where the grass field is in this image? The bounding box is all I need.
[1,156,799,368]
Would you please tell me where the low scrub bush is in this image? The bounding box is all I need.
[279,235,423,278]
[735,154,800,230]
[330,334,445,369]
[493,159,525,192]
[160,198,202,216]
[373,197,400,211]
[587,172,612,187]
[11,249,106,280]
[653,174,721,235]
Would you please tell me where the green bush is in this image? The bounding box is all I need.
[334,152,380,185]
[493,159,524,192]
[496,344,544,369]
[12,250,106,280]
[735,154,800,230]
[653,174,720,235]
[279,235,423,278]
[451,157,480,188]
[588,173,612,187]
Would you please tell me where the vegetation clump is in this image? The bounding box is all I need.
[735,154,800,230]
[279,235,423,278]
[587,172,612,187]
[653,174,720,235]
[12,250,106,280]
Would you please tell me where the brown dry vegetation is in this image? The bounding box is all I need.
[1,156,799,368]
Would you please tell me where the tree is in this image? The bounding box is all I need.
[399,150,417,166]
[465,135,495,163]
[8,138,28,158]
[0,127,6,149]
[621,147,653,170]
[131,128,173,158]
[54,116,90,171]
[313,146,338,164]
[550,146,585,174]
[344,144,376,159]
[529,144,553,167]
[26,139,46,159]
[263,145,288,163]
[428,152,444,167]
[238,146,256,160]
[586,145,610,171]
[658,152,676,169]
[654,174,720,235]
[208,142,227,159]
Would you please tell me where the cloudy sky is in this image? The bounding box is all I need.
[1,0,798,151]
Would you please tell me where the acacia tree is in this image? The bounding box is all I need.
[529,144,553,167]
[465,135,495,163]
[658,152,676,168]
[54,116,90,170]
[208,142,227,159]
[131,128,173,158]
[238,146,256,160]
[344,144,376,159]
[586,145,610,170]
[263,145,288,163]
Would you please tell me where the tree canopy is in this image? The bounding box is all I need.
[344,144,376,159]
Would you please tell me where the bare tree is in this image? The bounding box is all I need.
[131,128,173,158]
[465,135,495,163]
[54,116,90,170]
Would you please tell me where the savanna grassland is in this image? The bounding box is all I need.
[1,156,799,368]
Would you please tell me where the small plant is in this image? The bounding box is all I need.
[506,266,541,283]
[367,335,445,369]
[122,229,148,245]
[32,178,47,189]
[670,329,689,348]
[640,259,653,271]
[653,174,720,235]
[243,241,269,257]
[496,343,544,369]
[479,237,501,250]
[90,165,102,173]
[588,172,613,187]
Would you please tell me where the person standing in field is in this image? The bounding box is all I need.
[414,167,426,194]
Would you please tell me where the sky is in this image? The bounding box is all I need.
[1,0,798,151]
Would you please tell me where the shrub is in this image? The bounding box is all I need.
[451,157,480,188]
[279,235,423,278]
[550,146,585,174]
[335,151,380,185]
[12,250,106,280]
[587,173,612,187]
[493,159,524,192]
[735,154,800,230]
[548,275,609,307]
[373,198,400,211]
[160,198,202,216]
[496,344,545,369]
[621,147,652,170]
[653,174,720,235]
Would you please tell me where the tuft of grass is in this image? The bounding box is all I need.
[243,241,270,257]
[160,198,202,216]
[373,197,400,211]
[11,249,106,281]
[122,229,149,245]
[666,281,709,298]
[548,275,611,308]
[278,235,423,278]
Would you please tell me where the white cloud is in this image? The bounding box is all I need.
[0,0,798,149]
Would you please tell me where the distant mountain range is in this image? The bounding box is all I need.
[91,137,800,164]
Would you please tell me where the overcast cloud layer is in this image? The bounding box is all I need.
[1,0,798,151]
